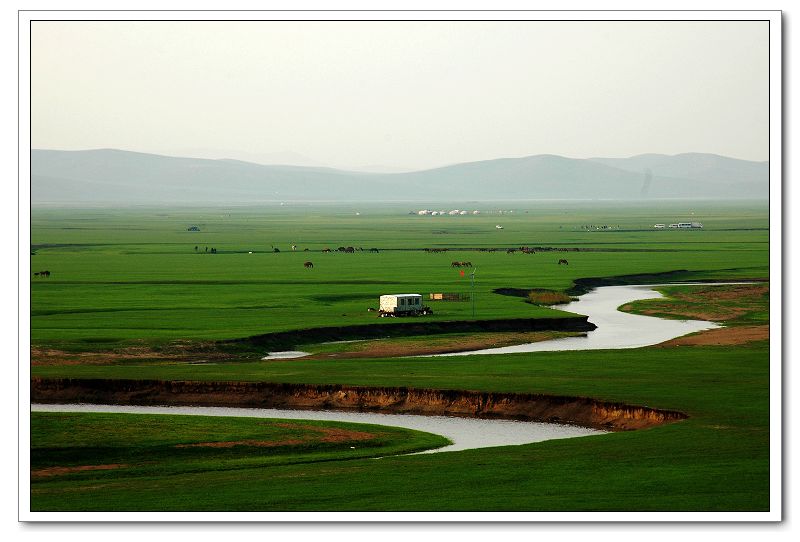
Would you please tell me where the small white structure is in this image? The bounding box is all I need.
[495,225,504,229]
[379,294,425,316]
[472,210,480,215]
[668,223,680,228]
[691,222,704,228]
[459,210,468,215]
[678,222,693,229]
[654,224,666,229]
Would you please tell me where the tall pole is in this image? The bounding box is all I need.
[471,268,476,317]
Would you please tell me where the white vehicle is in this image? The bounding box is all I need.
[378,294,432,317]
[654,224,666,229]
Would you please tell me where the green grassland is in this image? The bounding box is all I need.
[30,343,769,511]
[30,201,768,344]
[28,201,772,512]
[621,283,770,326]
[30,412,450,497]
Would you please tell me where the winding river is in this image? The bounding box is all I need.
[435,283,723,356]
[31,403,604,454]
[33,284,732,454]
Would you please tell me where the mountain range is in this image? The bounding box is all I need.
[31,149,768,204]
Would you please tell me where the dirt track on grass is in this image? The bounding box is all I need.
[306,331,579,359]
[31,464,128,478]
[658,325,769,347]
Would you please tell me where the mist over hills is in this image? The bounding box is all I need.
[31,149,768,205]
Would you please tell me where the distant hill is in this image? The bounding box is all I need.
[31,149,768,204]
[589,153,768,187]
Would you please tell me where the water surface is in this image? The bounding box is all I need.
[31,403,604,454]
[436,283,727,356]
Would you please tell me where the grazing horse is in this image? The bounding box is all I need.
[461,261,472,267]
[451,261,462,267]
[369,248,379,253]
[38,270,51,277]
[304,261,314,268]
[291,245,297,251]
[322,248,332,253]
[558,259,569,265]
[345,246,355,253]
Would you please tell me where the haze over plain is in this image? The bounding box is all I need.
[31,148,768,204]
[31,20,768,175]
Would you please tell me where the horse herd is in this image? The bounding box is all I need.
[319,247,380,253]
[303,255,567,269]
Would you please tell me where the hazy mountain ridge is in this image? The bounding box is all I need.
[31,149,768,204]
[589,153,768,186]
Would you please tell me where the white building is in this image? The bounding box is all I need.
[379,294,423,314]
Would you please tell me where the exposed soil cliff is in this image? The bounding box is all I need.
[31,378,686,431]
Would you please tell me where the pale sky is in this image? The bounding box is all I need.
[31,20,769,170]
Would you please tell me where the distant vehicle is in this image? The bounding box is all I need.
[668,222,703,229]
[378,294,432,317]
[654,224,666,229]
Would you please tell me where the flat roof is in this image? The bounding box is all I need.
[380,294,422,297]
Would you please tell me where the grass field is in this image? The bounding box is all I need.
[30,201,768,343]
[30,343,769,511]
[30,411,450,508]
[28,201,772,512]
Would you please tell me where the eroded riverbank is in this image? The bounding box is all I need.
[30,378,687,431]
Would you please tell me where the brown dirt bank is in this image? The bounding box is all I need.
[305,331,580,360]
[31,341,244,367]
[657,325,769,347]
[31,378,686,431]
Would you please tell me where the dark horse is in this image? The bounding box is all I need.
[558,259,569,265]
[304,261,314,268]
